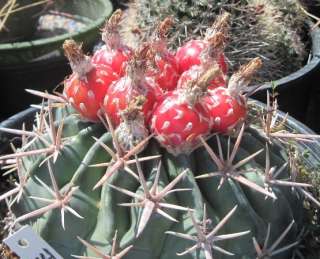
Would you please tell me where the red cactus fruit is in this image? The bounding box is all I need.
[92,9,132,76]
[63,40,118,122]
[205,57,262,134]
[103,45,158,127]
[146,17,180,92]
[150,66,221,155]
[175,13,230,74]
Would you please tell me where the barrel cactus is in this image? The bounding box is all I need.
[1,10,320,259]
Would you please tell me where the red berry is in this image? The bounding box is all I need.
[64,65,118,122]
[146,17,179,91]
[176,39,228,74]
[176,39,206,74]
[205,57,263,133]
[103,76,157,127]
[176,13,230,75]
[92,9,133,76]
[146,50,179,91]
[151,90,211,155]
[150,66,221,155]
[92,46,132,76]
[103,45,158,127]
[177,65,226,91]
[204,87,247,134]
[63,40,118,122]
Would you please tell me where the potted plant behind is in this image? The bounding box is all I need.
[0,0,113,120]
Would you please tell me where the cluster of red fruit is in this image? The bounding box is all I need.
[63,10,262,155]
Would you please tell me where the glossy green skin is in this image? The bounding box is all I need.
[13,109,304,259]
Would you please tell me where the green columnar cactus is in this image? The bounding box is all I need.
[0,96,319,259]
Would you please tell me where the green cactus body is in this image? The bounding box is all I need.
[7,105,309,259]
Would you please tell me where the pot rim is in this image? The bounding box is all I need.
[0,0,112,51]
[250,99,320,163]
[1,100,318,144]
[256,22,320,91]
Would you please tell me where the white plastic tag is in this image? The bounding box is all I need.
[3,225,63,259]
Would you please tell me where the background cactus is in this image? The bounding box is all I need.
[123,0,307,83]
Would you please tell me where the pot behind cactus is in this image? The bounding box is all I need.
[0,0,43,43]
[0,0,113,120]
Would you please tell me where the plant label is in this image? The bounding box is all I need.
[3,225,62,259]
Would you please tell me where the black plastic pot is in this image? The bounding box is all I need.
[252,24,320,132]
[0,107,38,157]
[0,0,113,121]
[0,0,42,43]
[299,0,320,17]
[0,57,71,121]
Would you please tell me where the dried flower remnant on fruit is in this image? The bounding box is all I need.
[151,66,221,155]
[179,66,222,106]
[228,57,262,97]
[103,44,157,126]
[102,9,124,49]
[63,40,93,81]
[145,16,179,91]
[205,12,231,41]
[63,39,119,121]
[115,96,149,152]
[93,9,133,76]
